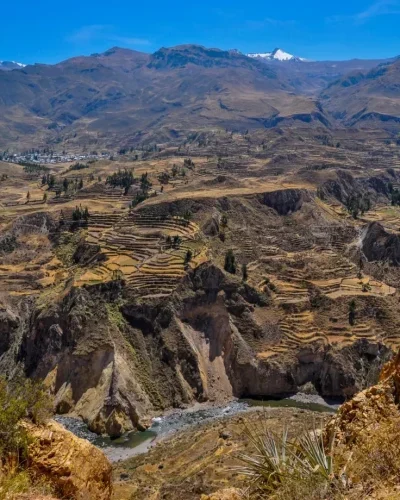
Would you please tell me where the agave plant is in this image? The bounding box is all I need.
[235,418,335,494]
[292,427,334,480]
[237,424,292,492]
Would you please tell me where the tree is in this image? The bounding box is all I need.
[140,172,152,194]
[224,249,236,274]
[63,178,69,192]
[131,191,149,208]
[78,178,83,190]
[72,205,89,222]
[106,168,135,194]
[165,235,172,248]
[345,194,371,218]
[185,250,193,265]
[26,191,30,203]
[171,164,179,177]
[242,263,248,281]
[221,214,228,228]
[173,235,182,248]
[183,210,192,221]
[158,171,170,185]
[43,193,48,203]
[349,300,356,326]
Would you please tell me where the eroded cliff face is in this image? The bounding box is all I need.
[0,262,391,437]
[259,189,311,215]
[362,222,400,266]
[319,170,396,205]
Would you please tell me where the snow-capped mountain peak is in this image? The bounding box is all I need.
[0,60,26,71]
[247,48,306,62]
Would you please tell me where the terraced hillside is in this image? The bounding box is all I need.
[1,133,400,435]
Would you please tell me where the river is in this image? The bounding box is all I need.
[55,394,338,462]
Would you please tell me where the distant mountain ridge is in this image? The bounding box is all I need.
[321,58,400,129]
[0,61,26,71]
[0,44,399,149]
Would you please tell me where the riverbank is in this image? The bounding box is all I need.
[56,394,337,463]
[112,405,332,500]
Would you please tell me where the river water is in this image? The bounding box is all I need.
[55,395,338,462]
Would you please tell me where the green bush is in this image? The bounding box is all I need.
[0,377,54,460]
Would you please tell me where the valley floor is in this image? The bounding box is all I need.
[112,407,329,500]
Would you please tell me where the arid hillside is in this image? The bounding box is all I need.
[1,130,400,438]
[2,45,400,150]
[321,58,400,129]
[0,45,328,150]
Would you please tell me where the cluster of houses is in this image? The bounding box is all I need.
[1,151,112,165]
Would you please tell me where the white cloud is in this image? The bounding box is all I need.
[67,25,150,46]
[327,0,400,24]
[356,0,400,21]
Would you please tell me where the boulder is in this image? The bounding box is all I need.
[24,420,112,500]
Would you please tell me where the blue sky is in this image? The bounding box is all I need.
[1,0,400,64]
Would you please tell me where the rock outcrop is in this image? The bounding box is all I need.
[319,170,395,205]
[327,349,400,445]
[362,222,400,266]
[24,420,112,500]
[260,189,311,215]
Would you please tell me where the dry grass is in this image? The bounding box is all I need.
[340,415,400,497]
[0,469,55,500]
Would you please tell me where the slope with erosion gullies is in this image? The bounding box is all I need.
[2,160,400,437]
[0,45,328,149]
[264,56,393,95]
[321,57,400,129]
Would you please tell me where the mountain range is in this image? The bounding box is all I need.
[0,44,399,149]
[0,60,26,71]
[247,48,307,61]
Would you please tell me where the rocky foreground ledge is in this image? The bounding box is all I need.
[23,420,112,500]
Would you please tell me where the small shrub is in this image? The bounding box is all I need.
[68,162,88,171]
[0,377,54,460]
[224,249,236,274]
[349,299,356,325]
